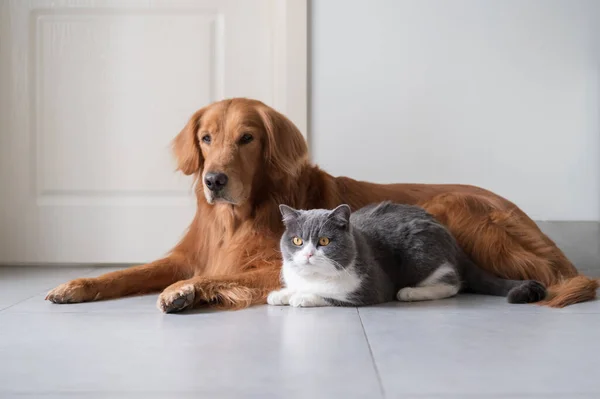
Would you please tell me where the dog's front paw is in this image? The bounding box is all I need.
[46,278,99,304]
[157,283,196,313]
[267,289,293,306]
[288,293,327,308]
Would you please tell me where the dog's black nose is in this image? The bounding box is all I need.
[204,172,228,191]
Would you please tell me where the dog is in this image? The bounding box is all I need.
[46,98,598,312]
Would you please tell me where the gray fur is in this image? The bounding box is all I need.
[279,201,547,306]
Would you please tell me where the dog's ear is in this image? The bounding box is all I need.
[257,105,308,179]
[172,108,205,175]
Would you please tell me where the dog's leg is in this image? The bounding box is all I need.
[46,255,192,304]
[157,266,281,313]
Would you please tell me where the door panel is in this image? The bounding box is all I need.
[0,0,307,263]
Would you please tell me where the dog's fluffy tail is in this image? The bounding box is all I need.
[539,276,599,308]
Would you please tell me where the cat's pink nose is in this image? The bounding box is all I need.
[305,252,314,258]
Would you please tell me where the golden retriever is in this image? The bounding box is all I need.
[46,98,598,311]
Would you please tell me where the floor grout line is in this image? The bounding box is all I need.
[0,267,99,313]
[356,307,386,399]
[0,294,41,313]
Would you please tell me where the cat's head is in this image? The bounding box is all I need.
[279,204,356,277]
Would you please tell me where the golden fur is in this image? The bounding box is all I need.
[46,98,598,311]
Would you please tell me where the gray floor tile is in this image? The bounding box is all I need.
[7,394,599,399]
[0,394,321,399]
[0,222,598,398]
[529,297,600,314]
[0,267,94,311]
[0,394,318,399]
[0,306,381,398]
[359,307,600,397]
[8,291,161,313]
[390,396,599,399]
[11,291,600,317]
[6,266,162,314]
[358,293,600,314]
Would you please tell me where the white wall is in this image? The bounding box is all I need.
[311,0,600,221]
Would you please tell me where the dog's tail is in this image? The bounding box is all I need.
[539,276,599,308]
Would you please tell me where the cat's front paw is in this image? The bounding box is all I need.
[267,289,293,306]
[397,287,419,302]
[289,293,328,307]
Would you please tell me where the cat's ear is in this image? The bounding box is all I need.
[329,204,351,229]
[279,204,300,224]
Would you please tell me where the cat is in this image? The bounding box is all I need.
[267,201,547,307]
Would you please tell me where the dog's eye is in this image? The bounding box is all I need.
[201,134,211,144]
[292,237,303,246]
[239,133,254,145]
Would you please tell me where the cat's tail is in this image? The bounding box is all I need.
[461,256,547,303]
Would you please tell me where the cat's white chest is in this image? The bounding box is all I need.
[281,260,362,303]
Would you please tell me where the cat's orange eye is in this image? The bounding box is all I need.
[319,237,330,246]
[292,237,303,246]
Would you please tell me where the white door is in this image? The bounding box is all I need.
[0,0,307,264]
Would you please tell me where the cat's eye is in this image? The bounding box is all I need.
[292,237,303,246]
[201,134,211,144]
[319,237,330,246]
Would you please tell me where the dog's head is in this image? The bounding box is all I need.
[173,98,308,205]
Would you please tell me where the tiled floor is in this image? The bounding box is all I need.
[0,222,598,399]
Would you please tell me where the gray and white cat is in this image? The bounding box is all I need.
[267,202,547,307]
